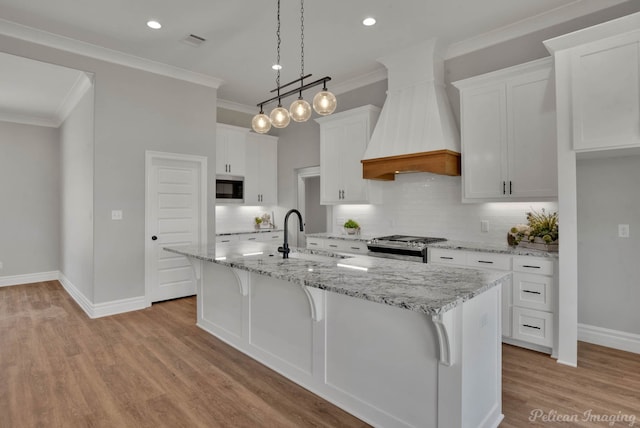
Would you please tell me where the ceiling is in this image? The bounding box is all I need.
[0,0,632,118]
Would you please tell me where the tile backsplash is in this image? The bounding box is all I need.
[332,173,558,245]
[215,205,280,233]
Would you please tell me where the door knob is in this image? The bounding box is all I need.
[152,235,158,241]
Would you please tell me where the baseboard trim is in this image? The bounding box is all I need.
[58,272,147,319]
[578,323,640,355]
[0,271,59,287]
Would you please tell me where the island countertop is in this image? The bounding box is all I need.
[164,242,510,316]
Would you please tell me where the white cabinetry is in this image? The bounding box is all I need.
[454,58,557,202]
[305,237,368,255]
[316,105,381,205]
[216,124,248,176]
[244,133,278,205]
[429,248,557,353]
[569,31,640,151]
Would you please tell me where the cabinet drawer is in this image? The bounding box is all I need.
[513,272,553,311]
[259,232,283,242]
[512,307,553,347]
[513,257,554,276]
[215,235,239,244]
[339,241,369,254]
[429,249,466,266]
[467,252,511,271]
[306,237,325,249]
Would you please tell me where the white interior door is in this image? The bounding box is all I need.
[145,151,207,304]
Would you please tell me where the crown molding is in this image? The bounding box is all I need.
[217,99,256,115]
[445,0,630,59]
[0,111,59,128]
[331,67,387,95]
[0,18,224,89]
[56,72,93,126]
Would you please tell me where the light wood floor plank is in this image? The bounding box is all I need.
[1,281,638,427]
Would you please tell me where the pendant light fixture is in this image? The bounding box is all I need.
[289,0,312,122]
[251,0,336,133]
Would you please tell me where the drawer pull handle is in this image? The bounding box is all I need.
[523,290,542,295]
[329,244,338,248]
[248,238,257,241]
[478,260,494,264]
[522,265,541,269]
[309,243,318,246]
[440,256,454,260]
[350,247,361,250]
[523,324,541,330]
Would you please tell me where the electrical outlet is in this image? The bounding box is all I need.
[337,217,346,226]
[481,220,489,233]
[111,210,123,220]
[618,224,630,238]
[0,261,3,270]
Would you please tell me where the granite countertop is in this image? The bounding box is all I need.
[306,233,558,258]
[217,229,283,236]
[164,242,510,316]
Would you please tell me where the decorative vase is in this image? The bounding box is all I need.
[345,227,358,235]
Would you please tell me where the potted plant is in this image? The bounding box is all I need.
[254,216,263,230]
[343,219,360,235]
[508,209,558,252]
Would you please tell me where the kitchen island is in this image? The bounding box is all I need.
[165,242,509,428]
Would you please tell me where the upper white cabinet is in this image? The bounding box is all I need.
[245,132,278,205]
[570,32,640,151]
[316,105,381,205]
[216,124,249,176]
[454,58,557,202]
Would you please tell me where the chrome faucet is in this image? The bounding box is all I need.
[278,209,304,259]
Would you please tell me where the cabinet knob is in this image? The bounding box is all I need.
[151,235,158,241]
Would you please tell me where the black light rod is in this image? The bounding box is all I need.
[269,73,313,93]
[257,76,332,107]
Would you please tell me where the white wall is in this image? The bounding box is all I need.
[59,83,94,300]
[577,155,640,335]
[0,121,60,277]
[333,173,557,244]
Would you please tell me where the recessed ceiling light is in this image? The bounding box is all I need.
[147,20,162,30]
[362,17,376,27]
[272,64,282,70]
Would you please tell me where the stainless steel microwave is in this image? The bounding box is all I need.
[215,175,244,203]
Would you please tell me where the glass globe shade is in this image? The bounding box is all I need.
[289,98,312,122]
[252,113,271,134]
[270,106,291,128]
[313,90,337,115]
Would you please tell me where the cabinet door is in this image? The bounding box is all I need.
[461,84,508,200]
[507,70,558,198]
[341,119,370,203]
[225,129,247,176]
[571,34,640,151]
[320,124,344,204]
[245,133,278,205]
[217,125,248,176]
[259,137,278,205]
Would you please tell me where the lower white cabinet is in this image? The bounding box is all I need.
[306,237,368,255]
[257,231,283,243]
[216,231,283,244]
[429,248,557,354]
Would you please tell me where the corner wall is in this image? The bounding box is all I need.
[0,121,60,279]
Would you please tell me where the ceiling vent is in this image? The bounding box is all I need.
[182,34,207,47]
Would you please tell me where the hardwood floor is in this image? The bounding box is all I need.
[1,281,638,427]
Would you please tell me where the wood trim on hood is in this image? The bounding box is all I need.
[361,150,461,181]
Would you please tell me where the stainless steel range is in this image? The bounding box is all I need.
[367,235,447,263]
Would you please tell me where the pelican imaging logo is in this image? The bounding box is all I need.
[529,409,636,426]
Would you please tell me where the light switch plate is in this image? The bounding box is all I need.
[0,261,3,270]
[112,210,123,220]
[618,224,630,238]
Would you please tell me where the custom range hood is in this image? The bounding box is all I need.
[362,38,461,180]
